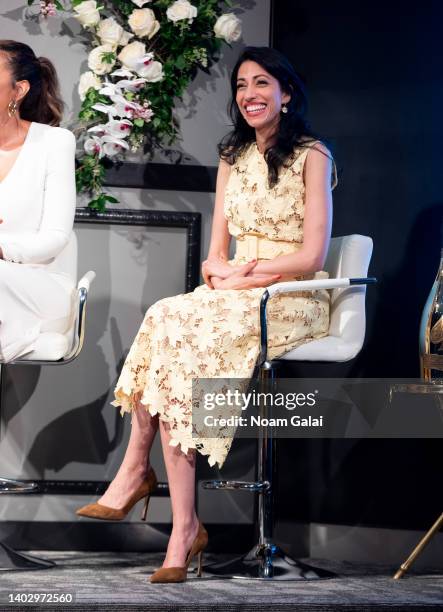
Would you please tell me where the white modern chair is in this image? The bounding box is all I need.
[203,234,375,580]
[0,231,95,570]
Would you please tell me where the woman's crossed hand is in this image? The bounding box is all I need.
[203,258,281,290]
[201,255,235,287]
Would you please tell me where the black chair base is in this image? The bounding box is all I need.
[0,542,55,571]
[202,543,336,580]
[0,478,50,570]
[0,478,38,493]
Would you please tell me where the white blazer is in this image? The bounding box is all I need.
[0,121,76,264]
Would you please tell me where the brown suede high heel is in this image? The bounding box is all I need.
[149,520,208,583]
[76,467,157,521]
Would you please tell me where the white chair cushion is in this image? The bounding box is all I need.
[24,332,71,361]
[281,335,364,362]
[280,234,373,363]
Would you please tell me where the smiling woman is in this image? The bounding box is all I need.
[213,46,337,285]
[0,40,76,362]
[75,46,337,585]
[235,62,291,143]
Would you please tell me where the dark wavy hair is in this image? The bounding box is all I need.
[0,40,64,126]
[219,46,322,188]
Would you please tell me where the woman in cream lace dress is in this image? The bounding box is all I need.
[77,46,336,583]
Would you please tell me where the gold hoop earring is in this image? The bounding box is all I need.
[7,100,18,118]
[281,104,288,115]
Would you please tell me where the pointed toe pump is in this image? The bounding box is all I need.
[149,521,208,583]
[76,467,157,521]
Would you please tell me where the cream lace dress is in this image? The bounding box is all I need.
[112,142,336,468]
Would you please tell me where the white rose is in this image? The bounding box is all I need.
[78,71,102,101]
[88,45,116,75]
[73,0,100,28]
[214,13,242,43]
[119,30,134,46]
[128,8,160,39]
[131,0,151,6]
[118,41,146,71]
[166,0,197,24]
[97,18,124,47]
[137,58,163,82]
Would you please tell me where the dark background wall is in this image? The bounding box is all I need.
[272,0,443,530]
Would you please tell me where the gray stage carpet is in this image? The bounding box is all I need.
[1,551,443,611]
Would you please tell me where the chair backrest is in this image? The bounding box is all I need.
[324,234,373,346]
[46,231,78,283]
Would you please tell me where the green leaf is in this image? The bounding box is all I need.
[88,195,106,211]
[27,0,35,6]
[175,55,186,70]
[87,191,119,211]
[101,51,116,65]
[71,0,85,6]
[54,0,63,9]
[133,118,144,128]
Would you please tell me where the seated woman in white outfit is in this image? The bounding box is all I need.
[0,40,76,362]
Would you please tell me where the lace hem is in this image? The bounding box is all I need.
[111,386,233,469]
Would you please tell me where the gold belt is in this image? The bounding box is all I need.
[235,233,300,261]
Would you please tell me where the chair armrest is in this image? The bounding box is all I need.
[258,277,376,365]
[77,271,96,292]
[62,271,96,363]
[267,277,376,297]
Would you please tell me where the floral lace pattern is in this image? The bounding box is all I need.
[224,142,337,246]
[112,143,334,468]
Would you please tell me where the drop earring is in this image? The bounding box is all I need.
[281,104,288,114]
[7,100,17,118]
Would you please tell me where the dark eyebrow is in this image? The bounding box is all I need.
[236,74,269,82]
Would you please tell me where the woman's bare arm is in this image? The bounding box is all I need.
[207,158,232,260]
[202,158,235,287]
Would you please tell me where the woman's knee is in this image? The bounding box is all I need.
[148,294,182,318]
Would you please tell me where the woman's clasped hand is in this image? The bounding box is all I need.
[202,256,281,290]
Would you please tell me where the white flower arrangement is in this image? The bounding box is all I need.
[128,8,160,38]
[26,0,242,210]
[214,12,241,43]
[166,0,198,24]
[73,0,100,27]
